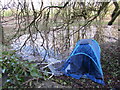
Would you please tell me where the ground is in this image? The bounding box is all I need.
[36,80,71,88]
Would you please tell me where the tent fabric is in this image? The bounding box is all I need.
[61,39,105,85]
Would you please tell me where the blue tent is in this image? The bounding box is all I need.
[61,39,105,85]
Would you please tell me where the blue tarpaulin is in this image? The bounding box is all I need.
[61,39,105,85]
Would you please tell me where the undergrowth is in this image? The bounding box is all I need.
[1,50,44,88]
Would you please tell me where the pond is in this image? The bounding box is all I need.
[10,25,118,62]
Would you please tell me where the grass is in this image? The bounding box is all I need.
[1,10,13,17]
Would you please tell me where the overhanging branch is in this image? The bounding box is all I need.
[108,1,120,25]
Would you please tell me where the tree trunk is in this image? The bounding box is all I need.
[0,23,4,44]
